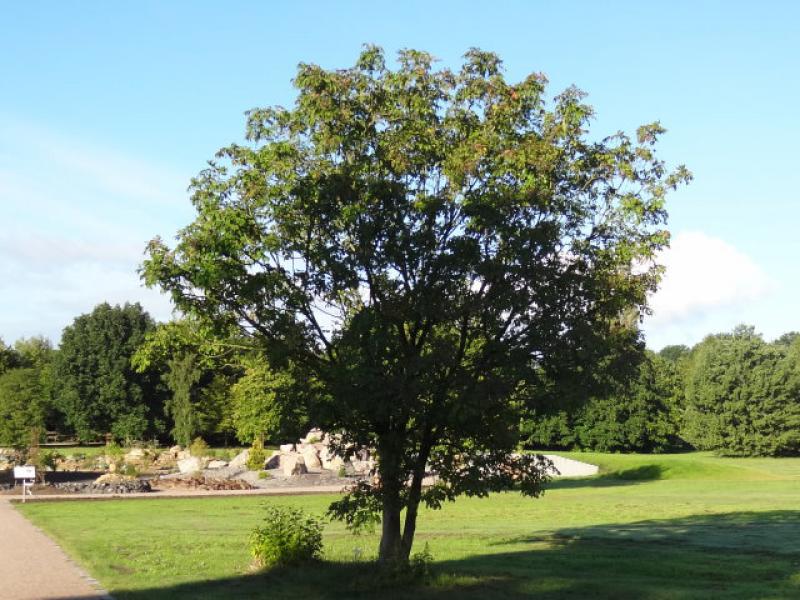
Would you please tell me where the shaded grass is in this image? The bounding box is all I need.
[17,452,800,599]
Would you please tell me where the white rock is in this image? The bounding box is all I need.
[301,427,324,444]
[178,456,205,474]
[207,460,228,469]
[279,443,295,453]
[169,445,183,457]
[228,449,249,469]
[124,448,145,461]
[350,459,374,475]
[282,454,308,476]
[302,447,322,470]
[176,450,192,461]
[322,451,344,471]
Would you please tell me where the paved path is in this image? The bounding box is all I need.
[0,497,110,600]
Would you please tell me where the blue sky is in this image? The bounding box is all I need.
[1,1,798,349]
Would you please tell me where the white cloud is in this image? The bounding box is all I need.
[647,231,774,324]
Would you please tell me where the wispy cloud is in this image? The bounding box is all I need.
[0,117,192,343]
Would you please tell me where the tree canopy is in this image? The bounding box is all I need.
[0,367,46,449]
[143,46,689,561]
[52,302,164,442]
[683,328,800,456]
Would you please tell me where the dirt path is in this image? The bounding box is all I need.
[0,497,111,600]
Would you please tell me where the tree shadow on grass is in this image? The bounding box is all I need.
[546,464,665,490]
[55,510,800,600]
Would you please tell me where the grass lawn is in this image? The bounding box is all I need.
[17,452,800,599]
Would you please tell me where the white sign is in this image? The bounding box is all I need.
[13,465,36,480]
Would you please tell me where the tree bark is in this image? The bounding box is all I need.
[378,494,404,562]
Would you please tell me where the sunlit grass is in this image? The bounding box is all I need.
[18,452,800,599]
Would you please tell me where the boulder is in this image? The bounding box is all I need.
[207,460,228,470]
[176,450,192,461]
[228,449,249,469]
[302,447,322,470]
[125,448,146,461]
[321,449,344,471]
[282,454,308,476]
[177,456,205,474]
[301,428,324,444]
[350,459,374,475]
[279,443,295,453]
[168,445,183,457]
[264,451,282,469]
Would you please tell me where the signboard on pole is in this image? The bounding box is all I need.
[13,465,36,502]
[13,465,35,480]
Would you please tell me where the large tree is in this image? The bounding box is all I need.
[683,326,800,456]
[52,302,164,442]
[143,47,688,561]
[0,368,46,449]
[133,319,241,445]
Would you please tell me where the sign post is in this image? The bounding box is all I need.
[13,465,36,503]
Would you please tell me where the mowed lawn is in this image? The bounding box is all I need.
[17,452,800,599]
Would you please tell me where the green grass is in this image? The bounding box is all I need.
[17,452,800,599]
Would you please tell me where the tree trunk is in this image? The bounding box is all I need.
[378,495,404,562]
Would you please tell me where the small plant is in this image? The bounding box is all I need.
[337,464,348,478]
[36,449,63,472]
[249,505,324,568]
[257,470,271,480]
[189,437,210,457]
[105,442,124,458]
[246,438,268,471]
[120,463,139,477]
[307,435,321,444]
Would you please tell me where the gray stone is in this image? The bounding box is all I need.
[264,451,282,469]
[282,454,308,476]
[207,459,228,469]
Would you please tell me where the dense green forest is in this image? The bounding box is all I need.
[1,303,798,457]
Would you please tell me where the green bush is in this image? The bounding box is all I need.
[189,437,209,457]
[120,463,139,477]
[257,470,271,480]
[249,505,323,568]
[246,438,268,471]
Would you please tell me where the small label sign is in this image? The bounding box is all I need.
[13,465,36,480]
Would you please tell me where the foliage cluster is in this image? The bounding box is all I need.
[246,438,269,471]
[525,325,800,457]
[249,505,324,568]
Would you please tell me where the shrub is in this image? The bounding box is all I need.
[258,470,271,480]
[36,449,63,471]
[246,438,268,471]
[105,442,124,458]
[120,463,139,477]
[189,437,209,457]
[337,464,347,478]
[249,505,323,568]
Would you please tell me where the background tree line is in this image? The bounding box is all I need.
[0,302,308,449]
[2,301,798,459]
[524,324,800,456]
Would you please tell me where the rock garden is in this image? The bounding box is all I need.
[0,427,373,496]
